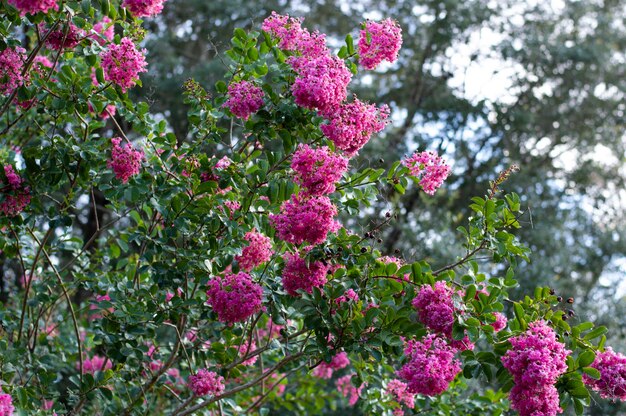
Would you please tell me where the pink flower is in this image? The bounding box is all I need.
[0,165,30,217]
[214,156,232,170]
[358,19,402,70]
[491,312,507,333]
[502,321,570,387]
[271,195,340,245]
[320,98,389,156]
[108,137,144,183]
[223,200,240,215]
[583,347,626,400]
[187,369,225,397]
[335,289,359,305]
[0,47,27,95]
[312,351,350,379]
[122,0,166,17]
[262,12,305,50]
[4,165,22,190]
[32,55,54,70]
[89,102,116,119]
[100,37,148,92]
[397,334,461,396]
[262,12,328,68]
[238,339,258,366]
[291,144,348,196]
[235,230,273,271]
[335,374,363,406]
[282,253,329,296]
[386,379,415,408]
[92,17,115,46]
[206,272,263,323]
[508,384,562,416]
[42,400,54,410]
[291,55,351,115]
[412,281,457,335]
[501,321,570,416]
[45,23,83,50]
[0,393,14,416]
[223,80,264,120]
[81,355,113,374]
[401,151,451,195]
[8,0,57,15]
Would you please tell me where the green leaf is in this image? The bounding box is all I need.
[577,350,596,368]
[345,34,354,55]
[584,326,607,340]
[513,302,526,330]
[582,367,600,380]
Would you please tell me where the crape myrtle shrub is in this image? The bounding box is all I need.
[0,1,624,415]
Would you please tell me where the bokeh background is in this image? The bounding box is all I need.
[134,1,625,413]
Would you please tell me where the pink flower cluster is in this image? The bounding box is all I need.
[271,195,340,245]
[491,312,508,333]
[282,252,328,296]
[45,23,83,50]
[262,12,327,64]
[335,288,359,305]
[8,0,57,15]
[238,339,258,366]
[396,333,461,396]
[1,165,31,217]
[223,80,264,120]
[187,369,225,397]
[312,351,350,379]
[320,98,389,156]
[291,55,352,115]
[33,55,54,71]
[386,379,415,408]
[583,347,626,400]
[0,393,14,416]
[235,230,273,271]
[81,354,113,374]
[336,374,363,406]
[262,12,393,159]
[291,144,348,196]
[0,47,27,95]
[92,17,115,46]
[412,281,474,351]
[122,0,166,17]
[402,151,451,195]
[501,320,570,416]
[358,19,402,70]
[263,13,350,115]
[100,37,148,92]
[412,282,458,336]
[108,137,144,183]
[262,11,306,51]
[206,272,263,323]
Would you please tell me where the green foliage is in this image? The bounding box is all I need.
[0,1,624,416]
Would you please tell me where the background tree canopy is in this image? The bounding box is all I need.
[134,1,626,413]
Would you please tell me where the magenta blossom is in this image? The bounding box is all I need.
[206,272,263,323]
[401,151,451,195]
[223,80,264,120]
[122,0,166,17]
[358,18,402,70]
[108,137,144,183]
[187,369,224,397]
[101,37,148,92]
